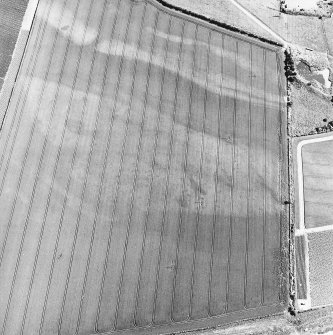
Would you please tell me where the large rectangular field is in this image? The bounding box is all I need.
[0,0,287,334]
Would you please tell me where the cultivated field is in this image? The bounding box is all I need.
[302,139,333,229]
[0,0,287,334]
[295,137,333,310]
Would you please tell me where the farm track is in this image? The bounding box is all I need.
[0,0,287,334]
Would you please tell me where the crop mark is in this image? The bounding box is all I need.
[70,0,124,333]
[261,50,267,306]
[54,1,115,334]
[208,33,224,317]
[4,0,105,332]
[0,0,51,165]
[188,29,211,320]
[170,23,198,322]
[0,0,70,270]
[35,2,104,333]
[151,19,186,325]
[113,7,159,330]
[98,2,150,329]
[133,14,171,327]
[0,0,286,332]
[225,40,238,313]
[94,2,136,331]
[243,44,253,308]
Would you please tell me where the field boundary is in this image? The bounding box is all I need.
[94,303,284,335]
[0,0,40,131]
[148,0,282,50]
[277,50,290,309]
[293,133,333,311]
[229,0,287,46]
[295,134,333,236]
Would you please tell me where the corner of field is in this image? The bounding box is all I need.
[0,0,40,130]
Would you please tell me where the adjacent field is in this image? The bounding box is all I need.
[308,230,333,307]
[0,0,28,90]
[0,0,286,334]
[295,136,333,310]
[302,139,333,229]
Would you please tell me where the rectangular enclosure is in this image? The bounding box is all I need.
[302,139,333,229]
[295,136,333,311]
